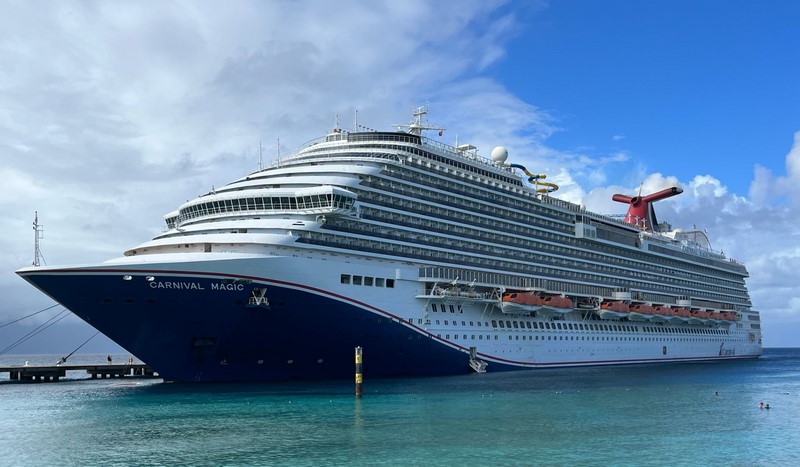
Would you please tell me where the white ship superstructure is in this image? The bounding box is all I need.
[17,107,762,382]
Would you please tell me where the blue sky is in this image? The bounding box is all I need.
[1,0,798,355]
[492,0,799,194]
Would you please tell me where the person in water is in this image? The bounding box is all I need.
[759,401,764,409]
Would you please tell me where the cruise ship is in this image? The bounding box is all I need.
[17,107,763,382]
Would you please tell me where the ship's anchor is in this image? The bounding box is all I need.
[468,346,487,373]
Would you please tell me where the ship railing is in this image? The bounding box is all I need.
[293,134,344,153]
[641,230,727,259]
[416,284,500,302]
[536,195,584,213]
[419,137,509,172]
[174,205,354,227]
[647,242,747,273]
[267,150,402,170]
[417,267,615,298]
[539,196,637,232]
[418,267,751,312]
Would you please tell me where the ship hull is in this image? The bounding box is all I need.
[17,254,762,382]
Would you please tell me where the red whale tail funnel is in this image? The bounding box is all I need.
[612,186,683,232]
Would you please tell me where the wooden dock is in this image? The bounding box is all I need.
[0,363,157,382]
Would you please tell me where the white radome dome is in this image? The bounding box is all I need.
[491,146,508,164]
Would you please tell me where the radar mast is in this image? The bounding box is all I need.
[394,105,445,136]
[32,211,44,267]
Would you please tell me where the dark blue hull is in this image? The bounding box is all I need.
[19,269,481,382]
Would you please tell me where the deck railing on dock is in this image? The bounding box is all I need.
[0,363,157,383]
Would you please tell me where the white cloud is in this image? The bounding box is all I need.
[0,1,547,324]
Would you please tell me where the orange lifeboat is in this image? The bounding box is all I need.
[673,308,691,319]
[502,292,544,307]
[601,301,630,312]
[653,306,675,317]
[628,303,655,321]
[669,307,690,322]
[500,292,544,314]
[544,295,573,308]
[707,311,725,322]
[538,295,574,316]
[696,309,711,319]
[651,305,675,322]
[598,301,630,319]
[688,308,709,324]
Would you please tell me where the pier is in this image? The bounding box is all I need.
[0,363,157,382]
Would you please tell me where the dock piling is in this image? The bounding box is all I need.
[355,346,363,397]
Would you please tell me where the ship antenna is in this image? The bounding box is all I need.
[258,140,264,171]
[393,104,445,136]
[32,211,45,267]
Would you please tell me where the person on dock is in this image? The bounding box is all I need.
[107,355,112,364]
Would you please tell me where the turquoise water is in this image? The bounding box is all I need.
[1,349,798,466]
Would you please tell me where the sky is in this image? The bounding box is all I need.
[1,0,799,355]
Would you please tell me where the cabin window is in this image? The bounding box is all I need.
[340,274,351,284]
